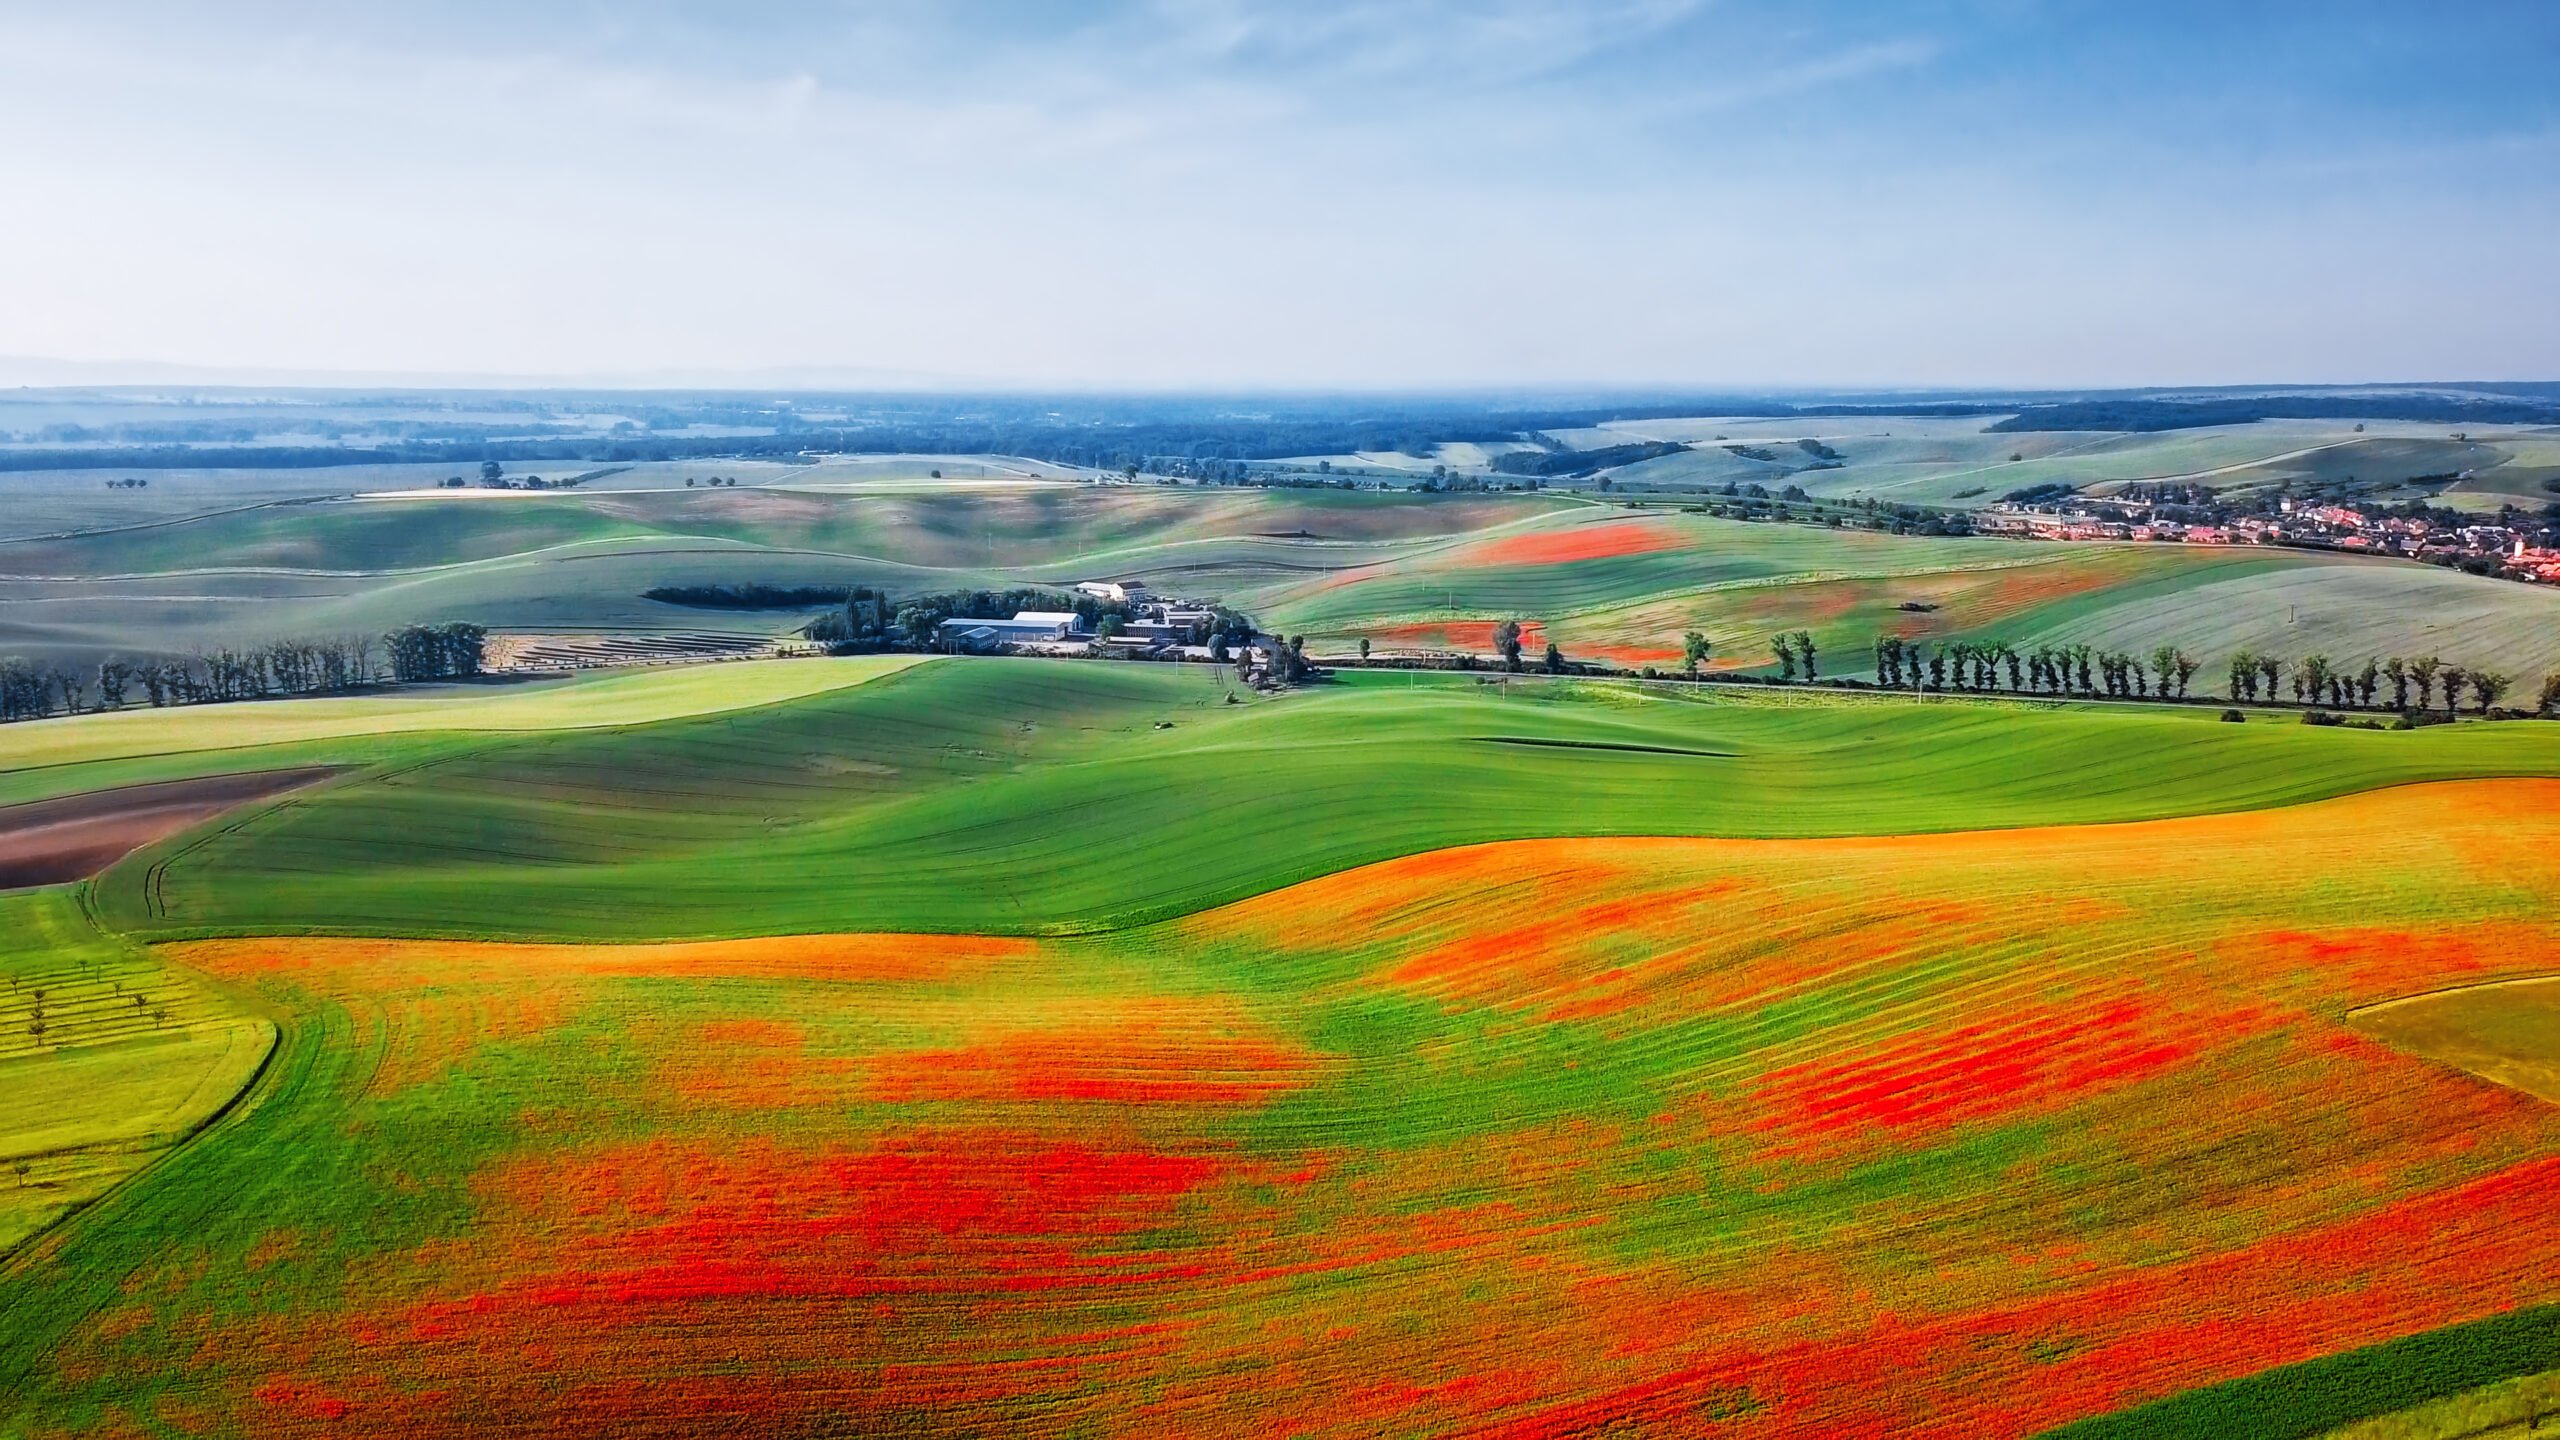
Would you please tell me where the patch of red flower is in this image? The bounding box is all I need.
[867,1026,1327,1106]
[1483,1154,2560,1439]
[1364,619,1547,655]
[1743,994,2267,1159]
[1463,521,1684,568]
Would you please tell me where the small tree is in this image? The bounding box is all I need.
[1771,633,1797,681]
[2472,670,2510,715]
[2440,665,2469,717]
[2410,656,2442,713]
[1684,631,1710,677]
[1542,642,1564,674]
[1794,631,1818,680]
[1358,637,1371,661]
[1493,620,1524,673]
[2384,657,2410,711]
[2299,655,2333,708]
[96,657,135,710]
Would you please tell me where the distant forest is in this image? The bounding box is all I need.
[1989,395,2560,433]
[7,386,2559,474]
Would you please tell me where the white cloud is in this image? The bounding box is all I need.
[0,3,2551,388]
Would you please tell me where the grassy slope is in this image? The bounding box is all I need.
[0,487,1568,672]
[1248,508,2560,679]
[85,658,2560,942]
[0,889,273,1255]
[8,782,2560,1435]
[13,476,2555,685]
[2321,1367,2560,1438]
[0,655,925,793]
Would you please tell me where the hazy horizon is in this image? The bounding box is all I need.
[8,2,2558,390]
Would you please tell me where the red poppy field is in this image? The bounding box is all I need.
[1457,519,1688,568]
[5,779,2556,1437]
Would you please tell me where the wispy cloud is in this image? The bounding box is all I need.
[0,2,2552,387]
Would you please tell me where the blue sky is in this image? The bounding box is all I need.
[4,1,2556,388]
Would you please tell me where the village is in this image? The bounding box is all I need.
[1976,489,2560,583]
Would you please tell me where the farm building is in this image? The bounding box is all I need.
[935,611,1084,652]
[1074,580,1151,603]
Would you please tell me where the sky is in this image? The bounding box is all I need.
[4,0,2558,391]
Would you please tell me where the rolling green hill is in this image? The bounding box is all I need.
[84,658,2560,943]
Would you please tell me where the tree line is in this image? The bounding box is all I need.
[0,624,487,725]
[1855,634,2550,716]
[2224,651,2515,716]
[1871,637,2203,699]
[644,584,854,609]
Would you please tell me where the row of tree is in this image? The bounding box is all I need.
[0,626,488,724]
[2226,652,2513,715]
[1871,637,2204,698]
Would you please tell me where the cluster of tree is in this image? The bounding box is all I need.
[806,588,895,650]
[1770,631,1820,680]
[685,475,741,487]
[1490,441,1688,478]
[0,660,84,722]
[644,584,852,609]
[383,624,488,682]
[1239,635,1314,686]
[2002,482,2077,505]
[2227,652,2513,715]
[1872,637,2202,698]
[103,477,151,489]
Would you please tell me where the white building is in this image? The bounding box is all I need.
[935,610,1083,651]
[1074,580,1151,604]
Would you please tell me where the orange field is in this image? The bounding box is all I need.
[8,782,2559,1437]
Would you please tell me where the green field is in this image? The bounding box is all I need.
[0,888,273,1253]
[6,428,2560,1437]
[0,655,924,799]
[62,658,2560,944]
[2,664,2557,1437]
[1237,508,2560,679]
[8,445,2557,691]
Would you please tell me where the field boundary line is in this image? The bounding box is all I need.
[2347,971,2560,1018]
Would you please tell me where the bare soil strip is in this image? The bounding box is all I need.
[2349,975,2560,1106]
[0,768,341,889]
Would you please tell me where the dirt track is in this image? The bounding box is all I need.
[0,768,340,889]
